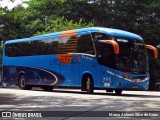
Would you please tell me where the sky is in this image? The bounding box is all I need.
[0,0,28,9]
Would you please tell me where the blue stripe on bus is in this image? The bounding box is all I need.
[3,66,65,85]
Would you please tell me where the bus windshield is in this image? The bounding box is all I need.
[93,32,149,74]
[116,38,148,74]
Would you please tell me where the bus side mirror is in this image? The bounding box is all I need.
[145,45,158,59]
[98,40,119,54]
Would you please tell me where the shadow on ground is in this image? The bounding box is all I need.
[0,93,18,104]
[46,89,160,99]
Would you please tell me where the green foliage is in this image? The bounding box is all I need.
[148,57,160,90]
[0,44,2,66]
[0,7,22,41]
[34,17,93,35]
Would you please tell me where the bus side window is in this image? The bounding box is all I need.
[77,34,95,55]
[57,36,78,53]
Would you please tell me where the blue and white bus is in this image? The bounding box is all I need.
[2,27,158,94]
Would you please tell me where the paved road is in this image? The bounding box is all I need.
[0,87,160,120]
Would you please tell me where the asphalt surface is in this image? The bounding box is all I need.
[0,87,160,120]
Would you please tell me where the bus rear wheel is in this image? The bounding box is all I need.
[115,89,122,95]
[85,75,94,94]
[19,75,32,90]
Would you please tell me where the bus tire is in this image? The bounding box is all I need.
[85,75,94,94]
[115,89,122,95]
[18,75,32,90]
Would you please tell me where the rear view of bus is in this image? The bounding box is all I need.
[2,27,158,95]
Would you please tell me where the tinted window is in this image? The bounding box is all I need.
[5,38,60,57]
[30,39,59,55]
[5,34,95,57]
[5,42,30,57]
[77,34,95,55]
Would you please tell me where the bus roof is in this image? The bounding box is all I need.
[5,27,143,44]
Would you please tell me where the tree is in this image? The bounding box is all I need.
[0,7,22,41]
[0,0,94,41]
[34,17,93,35]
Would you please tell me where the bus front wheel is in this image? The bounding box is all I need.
[115,89,122,95]
[19,75,32,90]
[85,75,94,94]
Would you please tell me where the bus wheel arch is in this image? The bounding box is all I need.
[18,74,32,90]
[81,73,94,94]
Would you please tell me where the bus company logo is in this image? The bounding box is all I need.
[2,112,11,117]
[57,54,75,64]
[1,112,42,118]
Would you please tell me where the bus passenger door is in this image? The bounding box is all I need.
[96,42,117,88]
